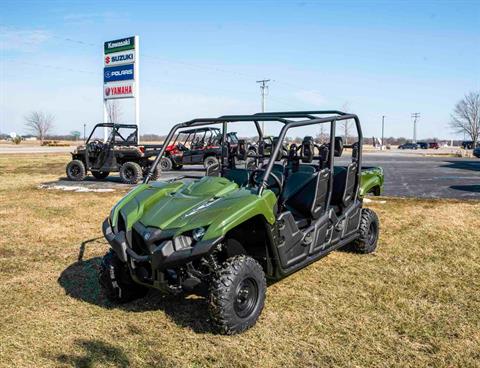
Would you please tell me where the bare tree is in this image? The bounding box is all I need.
[24,111,54,143]
[450,91,480,148]
[106,100,122,124]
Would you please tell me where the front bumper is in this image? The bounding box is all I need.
[102,218,222,270]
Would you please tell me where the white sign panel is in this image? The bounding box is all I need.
[104,50,135,67]
[103,35,140,140]
[104,81,136,99]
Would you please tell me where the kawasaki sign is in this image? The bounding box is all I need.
[104,37,135,54]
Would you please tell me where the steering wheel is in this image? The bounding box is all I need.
[88,139,104,151]
[250,169,283,194]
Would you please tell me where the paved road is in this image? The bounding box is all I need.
[40,152,480,199]
[0,146,76,154]
[361,153,480,199]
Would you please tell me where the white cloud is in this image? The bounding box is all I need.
[0,27,51,52]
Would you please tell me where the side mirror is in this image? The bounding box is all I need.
[334,137,344,157]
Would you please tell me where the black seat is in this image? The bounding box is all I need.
[331,163,358,207]
[224,168,249,187]
[281,171,318,221]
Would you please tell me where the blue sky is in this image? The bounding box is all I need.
[1,0,479,139]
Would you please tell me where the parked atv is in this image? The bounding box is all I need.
[100,111,384,334]
[161,127,241,170]
[66,123,161,184]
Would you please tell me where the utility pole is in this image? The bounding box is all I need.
[381,115,385,148]
[256,79,270,135]
[411,113,420,143]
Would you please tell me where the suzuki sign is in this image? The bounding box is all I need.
[104,50,135,67]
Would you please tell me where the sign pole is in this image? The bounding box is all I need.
[103,99,109,141]
[134,35,140,143]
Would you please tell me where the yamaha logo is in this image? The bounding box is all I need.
[105,87,111,96]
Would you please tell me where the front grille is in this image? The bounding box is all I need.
[131,228,149,256]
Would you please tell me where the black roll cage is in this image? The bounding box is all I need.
[86,123,139,146]
[146,111,363,195]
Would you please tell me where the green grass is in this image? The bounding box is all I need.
[0,154,479,367]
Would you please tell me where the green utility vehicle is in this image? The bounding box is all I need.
[100,111,384,334]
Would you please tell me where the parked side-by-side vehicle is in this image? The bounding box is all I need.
[66,123,162,184]
[99,110,384,334]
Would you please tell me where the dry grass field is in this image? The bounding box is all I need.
[0,154,479,368]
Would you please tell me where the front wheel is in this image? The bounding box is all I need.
[99,250,148,303]
[66,160,86,181]
[204,156,219,169]
[209,255,266,335]
[350,208,379,254]
[160,157,173,171]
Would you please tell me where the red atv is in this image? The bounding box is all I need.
[160,127,240,170]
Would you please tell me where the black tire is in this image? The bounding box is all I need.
[160,157,173,171]
[66,160,86,181]
[351,208,380,254]
[204,156,219,169]
[99,250,148,303]
[119,162,142,184]
[91,170,109,180]
[173,163,183,170]
[209,255,266,335]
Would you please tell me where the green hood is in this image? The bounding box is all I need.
[111,176,277,240]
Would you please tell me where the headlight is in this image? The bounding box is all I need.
[192,227,206,241]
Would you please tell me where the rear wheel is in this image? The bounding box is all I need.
[99,250,148,303]
[119,162,142,184]
[91,170,109,180]
[204,156,219,169]
[66,160,86,181]
[351,208,379,254]
[209,255,266,335]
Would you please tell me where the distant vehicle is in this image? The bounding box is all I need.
[428,142,439,149]
[416,142,428,149]
[473,147,480,158]
[398,143,418,150]
[461,141,479,149]
[161,127,240,170]
[66,123,162,184]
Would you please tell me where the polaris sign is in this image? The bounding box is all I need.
[104,63,134,83]
[104,50,135,66]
